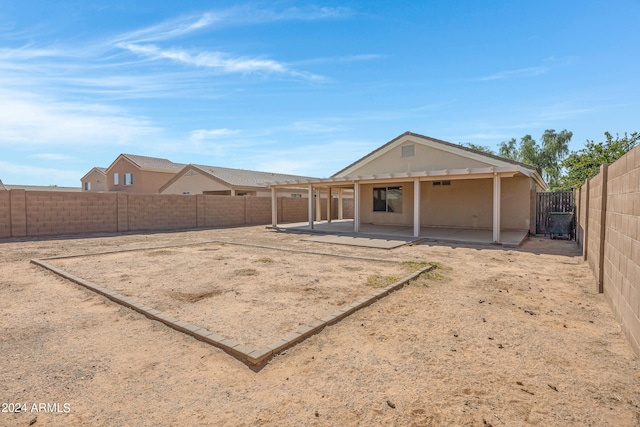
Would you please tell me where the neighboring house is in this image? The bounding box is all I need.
[159,164,316,197]
[3,185,82,192]
[80,167,108,192]
[105,154,185,193]
[268,131,546,242]
[0,179,5,190]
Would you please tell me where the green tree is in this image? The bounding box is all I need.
[540,129,572,186]
[498,138,519,160]
[498,129,572,189]
[462,142,494,154]
[560,132,640,189]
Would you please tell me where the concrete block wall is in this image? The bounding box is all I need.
[577,143,640,356]
[280,198,309,223]
[586,169,605,288]
[126,194,197,231]
[0,192,316,239]
[277,197,355,223]
[246,197,272,225]
[0,191,11,238]
[25,191,118,236]
[9,190,27,237]
[200,195,246,227]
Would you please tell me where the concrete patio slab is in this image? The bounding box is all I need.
[275,220,529,247]
[302,234,418,249]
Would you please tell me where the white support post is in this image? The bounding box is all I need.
[413,178,421,237]
[308,184,314,229]
[493,173,501,243]
[327,187,332,223]
[271,187,277,228]
[315,188,322,223]
[338,188,344,220]
[353,182,360,233]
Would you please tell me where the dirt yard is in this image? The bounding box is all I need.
[47,243,416,349]
[1,226,640,426]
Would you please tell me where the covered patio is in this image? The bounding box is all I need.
[267,132,544,247]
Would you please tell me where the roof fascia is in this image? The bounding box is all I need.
[105,154,140,175]
[80,167,107,181]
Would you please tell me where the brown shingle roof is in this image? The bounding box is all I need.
[121,154,185,172]
[191,164,316,188]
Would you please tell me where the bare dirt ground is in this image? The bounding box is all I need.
[1,226,640,426]
[48,243,415,349]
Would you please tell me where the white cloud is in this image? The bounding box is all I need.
[190,128,242,141]
[0,89,160,147]
[118,43,324,80]
[31,153,75,161]
[121,43,284,73]
[112,6,352,45]
[0,160,82,184]
[476,66,548,81]
[112,12,225,44]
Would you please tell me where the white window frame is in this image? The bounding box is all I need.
[113,173,119,185]
[124,173,133,186]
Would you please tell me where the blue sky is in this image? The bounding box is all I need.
[1,1,639,186]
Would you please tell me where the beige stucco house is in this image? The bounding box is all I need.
[104,154,185,193]
[80,167,108,192]
[268,131,546,243]
[159,164,316,197]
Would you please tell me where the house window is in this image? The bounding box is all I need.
[373,186,402,213]
[401,145,415,157]
[291,194,302,198]
[113,173,119,185]
[124,173,133,186]
[183,192,190,195]
[432,180,451,186]
[84,182,91,191]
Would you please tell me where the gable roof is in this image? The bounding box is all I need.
[160,164,317,192]
[80,167,107,181]
[0,179,5,190]
[106,154,185,174]
[333,131,539,177]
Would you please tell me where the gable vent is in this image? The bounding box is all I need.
[401,145,415,157]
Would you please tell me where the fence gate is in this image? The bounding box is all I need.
[536,191,575,235]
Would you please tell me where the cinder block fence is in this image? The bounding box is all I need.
[576,143,640,356]
[0,191,353,239]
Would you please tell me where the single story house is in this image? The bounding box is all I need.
[268,131,546,243]
[159,164,318,197]
[80,167,107,192]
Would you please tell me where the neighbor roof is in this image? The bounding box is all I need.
[0,179,5,190]
[332,131,539,177]
[3,185,82,192]
[106,154,185,174]
[160,164,317,192]
[80,167,107,181]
